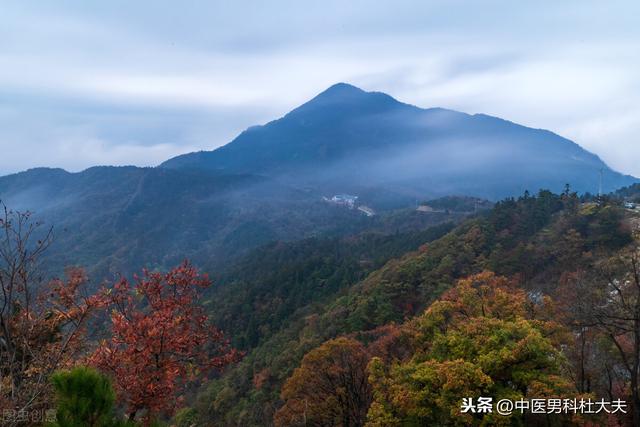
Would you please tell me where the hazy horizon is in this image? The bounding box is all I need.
[1,1,639,176]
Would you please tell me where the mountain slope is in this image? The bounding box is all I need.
[0,166,381,278]
[0,165,465,278]
[191,191,634,426]
[163,83,636,201]
[0,83,636,278]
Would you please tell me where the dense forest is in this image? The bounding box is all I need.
[1,187,639,426]
[170,188,634,426]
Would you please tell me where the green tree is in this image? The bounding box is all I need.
[49,366,131,427]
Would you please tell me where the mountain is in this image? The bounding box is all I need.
[0,83,636,277]
[163,83,637,202]
[0,165,463,279]
[0,166,381,277]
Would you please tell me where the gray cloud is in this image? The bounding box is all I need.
[0,0,638,176]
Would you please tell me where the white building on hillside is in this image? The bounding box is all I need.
[331,194,358,208]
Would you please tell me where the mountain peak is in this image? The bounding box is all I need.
[307,82,368,105]
[293,82,402,116]
[321,82,365,95]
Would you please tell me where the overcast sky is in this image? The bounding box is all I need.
[1,0,638,176]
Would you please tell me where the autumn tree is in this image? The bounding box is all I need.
[567,249,640,426]
[0,204,101,423]
[366,272,579,426]
[89,261,240,424]
[274,337,372,427]
[554,271,619,401]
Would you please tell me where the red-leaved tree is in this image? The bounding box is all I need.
[0,205,103,425]
[89,261,240,424]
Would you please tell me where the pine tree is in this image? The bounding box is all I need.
[50,366,131,427]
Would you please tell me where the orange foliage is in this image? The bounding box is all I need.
[0,268,101,418]
[274,337,371,427]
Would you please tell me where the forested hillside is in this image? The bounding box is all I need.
[177,189,636,426]
[2,183,637,426]
[206,222,456,350]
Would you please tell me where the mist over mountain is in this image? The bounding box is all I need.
[0,166,382,277]
[163,83,636,200]
[0,83,636,276]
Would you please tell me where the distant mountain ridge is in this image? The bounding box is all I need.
[162,82,636,200]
